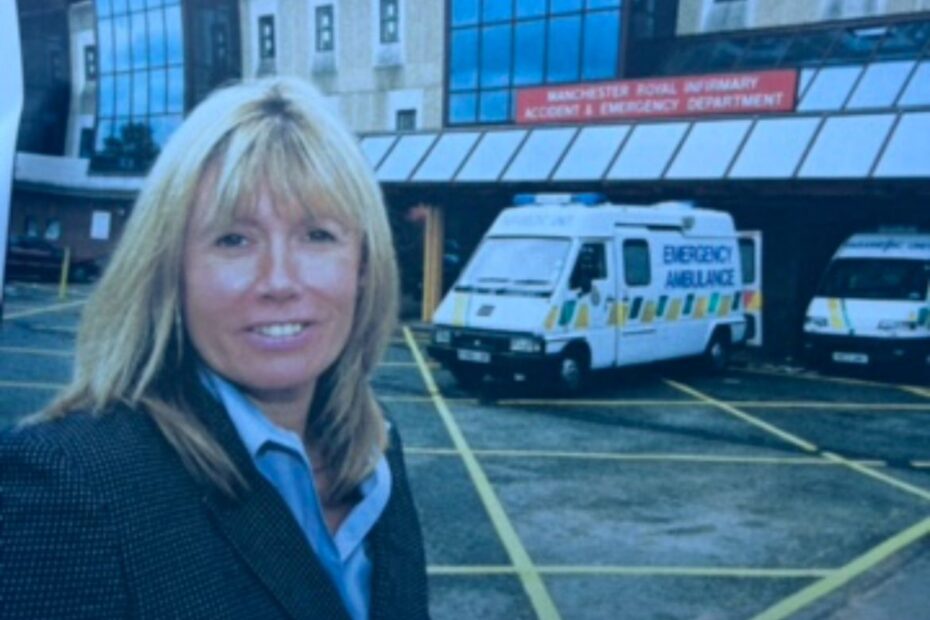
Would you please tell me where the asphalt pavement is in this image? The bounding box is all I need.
[2,281,929,619]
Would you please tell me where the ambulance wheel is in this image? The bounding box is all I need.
[703,330,731,373]
[557,348,588,395]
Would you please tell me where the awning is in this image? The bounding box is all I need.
[361,59,930,184]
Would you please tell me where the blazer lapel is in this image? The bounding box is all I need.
[193,386,350,620]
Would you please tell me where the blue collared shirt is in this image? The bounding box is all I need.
[201,370,392,620]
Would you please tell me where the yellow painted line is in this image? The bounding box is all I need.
[900,385,930,399]
[429,565,833,578]
[497,399,694,407]
[0,346,74,357]
[403,326,561,620]
[664,379,818,453]
[820,452,930,502]
[4,299,86,320]
[730,401,930,411]
[911,461,930,468]
[736,367,915,392]
[753,516,930,620]
[378,395,472,404]
[404,446,884,467]
[0,379,65,390]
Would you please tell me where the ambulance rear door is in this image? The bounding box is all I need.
[739,231,763,346]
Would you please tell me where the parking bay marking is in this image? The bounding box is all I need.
[4,300,86,320]
[753,516,930,620]
[0,379,66,390]
[735,367,930,400]
[495,398,930,411]
[0,346,74,357]
[402,326,562,620]
[404,446,885,467]
[428,565,833,578]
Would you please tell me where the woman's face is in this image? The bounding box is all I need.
[182,186,362,407]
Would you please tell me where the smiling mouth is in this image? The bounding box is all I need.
[249,322,309,338]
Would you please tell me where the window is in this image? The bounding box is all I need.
[79,128,95,158]
[84,45,97,80]
[738,238,756,284]
[395,109,416,131]
[44,219,61,242]
[24,216,38,238]
[259,15,275,59]
[381,0,399,44]
[316,5,334,52]
[570,243,607,291]
[623,240,651,286]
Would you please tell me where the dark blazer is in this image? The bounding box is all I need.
[0,390,429,620]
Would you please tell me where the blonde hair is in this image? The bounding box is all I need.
[42,78,399,501]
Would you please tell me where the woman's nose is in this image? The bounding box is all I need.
[256,241,299,298]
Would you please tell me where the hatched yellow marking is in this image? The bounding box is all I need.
[544,306,558,330]
[429,565,833,578]
[574,303,590,329]
[452,293,468,326]
[641,300,656,323]
[753,517,930,620]
[403,327,561,620]
[667,298,682,321]
[693,297,707,319]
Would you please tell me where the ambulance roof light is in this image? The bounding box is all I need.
[513,193,607,207]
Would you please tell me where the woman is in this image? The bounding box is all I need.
[0,78,429,619]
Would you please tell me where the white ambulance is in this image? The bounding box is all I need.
[427,195,760,393]
[802,232,930,371]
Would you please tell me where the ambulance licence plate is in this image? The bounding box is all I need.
[832,352,868,365]
[458,349,491,364]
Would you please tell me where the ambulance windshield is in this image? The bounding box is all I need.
[819,258,930,301]
[456,237,571,293]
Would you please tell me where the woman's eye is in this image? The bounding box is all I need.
[308,228,337,242]
[215,233,248,247]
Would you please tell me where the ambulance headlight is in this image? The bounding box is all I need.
[878,320,917,332]
[804,316,828,329]
[434,329,452,344]
[510,337,542,353]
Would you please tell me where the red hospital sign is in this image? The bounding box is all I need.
[515,69,798,124]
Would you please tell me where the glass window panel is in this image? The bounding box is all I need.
[826,27,884,65]
[99,75,116,118]
[875,21,930,60]
[167,66,184,112]
[503,127,577,181]
[115,73,131,116]
[661,39,717,75]
[554,125,629,180]
[414,132,480,181]
[797,66,862,111]
[607,122,688,180]
[516,0,545,18]
[781,30,837,67]
[798,67,817,99]
[899,61,930,106]
[449,92,478,124]
[729,118,820,179]
[376,134,437,181]
[551,0,582,14]
[457,130,528,181]
[548,16,581,83]
[149,68,167,113]
[479,90,510,123]
[132,71,148,117]
[666,120,751,180]
[736,35,791,68]
[451,0,478,26]
[359,136,396,168]
[587,0,620,7]
[147,9,166,66]
[99,19,114,74]
[110,0,128,14]
[114,14,131,72]
[703,40,748,73]
[129,0,147,11]
[874,112,930,178]
[846,61,914,109]
[450,28,478,91]
[482,0,512,23]
[146,0,164,6]
[799,114,895,178]
[131,11,147,70]
[481,25,512,88]
[151,114,181,147]
[95,119,114,151]
[165,5,183,65]
[514,20,545,86]
[582,10,619,80]
[99,0,113,17]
